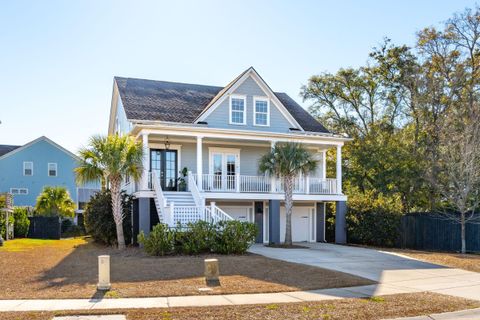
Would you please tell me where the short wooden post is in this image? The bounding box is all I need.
[97,255,111,290]
[204,258,220,286]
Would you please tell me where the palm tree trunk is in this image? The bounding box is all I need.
[284,175,294,246]
[110,178,126,250]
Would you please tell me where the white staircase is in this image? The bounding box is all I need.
[164,191,196,207]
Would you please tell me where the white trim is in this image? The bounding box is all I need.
[195,68,303,130]
[229,94,247,125]
[135,127,349,146]
[10,188,28,195]
[253,96,270,127]
[23,161,33,176]
[48,162,58,177]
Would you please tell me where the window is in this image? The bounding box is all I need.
[23,162,33,176]
[254,97,270,126]
[48,163,57,177]
[10,188,28,195]
[229,96,246,125]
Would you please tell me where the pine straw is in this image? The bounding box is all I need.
[0,292,479,320]
[0,238,373,299]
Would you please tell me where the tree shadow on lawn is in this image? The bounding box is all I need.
[31,239,375,298]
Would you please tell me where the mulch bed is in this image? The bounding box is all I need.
[0,238,373,299]
[0,292,478,320]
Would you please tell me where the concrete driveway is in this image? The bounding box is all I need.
[249,243,480,301]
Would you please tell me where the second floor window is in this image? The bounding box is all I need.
[230,96,246,125]
[48,163,58,177]
[254,98,270,126]
[10,188,28,195]
[23,162,33,176]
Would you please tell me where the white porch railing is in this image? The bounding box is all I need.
[188,171,206,208]
[151,171,167,218]
[194,174,338,195]
[166,202,234,227]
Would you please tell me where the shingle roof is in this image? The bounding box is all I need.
[0,145,21,157]
[115,75,330,133]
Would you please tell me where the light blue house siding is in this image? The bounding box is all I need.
[0,138,80,207]
[204,77,294,133]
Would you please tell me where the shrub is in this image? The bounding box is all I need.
[138,223,175,256]
[347,189,403,247]
[140,220,257,256]
[84,189,132,245]
[61,218,85,238]
[0,212,14,239]
[13,207,30,238]
[213,220,258,254]
[175,220,216,255]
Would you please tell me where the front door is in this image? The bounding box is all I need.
[150,149,178,191]
[211,152,238,191]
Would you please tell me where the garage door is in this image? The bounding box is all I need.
[280,207,311,242]
[219,206,252,222]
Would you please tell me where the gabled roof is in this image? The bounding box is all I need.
[0,145,21,157]
[114,68,330,133]
[0,136,79,161]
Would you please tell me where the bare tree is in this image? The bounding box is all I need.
[434,109,480,253]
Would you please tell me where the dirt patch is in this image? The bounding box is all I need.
[0,238,373,299]
[0,292,478,320]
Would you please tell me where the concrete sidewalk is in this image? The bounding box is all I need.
[385,307,480,319]
[0,284,412,312]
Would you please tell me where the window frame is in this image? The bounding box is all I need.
[229,95,247,125]
[23,161,33,176]
[253,96,270,127]
[48,162,58,177]
[10,188,28,195]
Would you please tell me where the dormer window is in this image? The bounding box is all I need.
[254,97,270,126]
[229,95,246,125]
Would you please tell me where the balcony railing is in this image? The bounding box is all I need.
[194,174,338,195]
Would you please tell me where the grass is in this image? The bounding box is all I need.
[0,292,478,320]
[0,237,373,299]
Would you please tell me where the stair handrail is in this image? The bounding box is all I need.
[151,171,167,215]
[188,171,205,208]
[210,202,234,223]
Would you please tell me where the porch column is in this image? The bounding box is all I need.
[141,133,149,190]
[270,140,276,193]
[268,200,280,244]
[322,150,327,179]
[336,145,342,194]
[197,136,203,190]
[335,201,347,244]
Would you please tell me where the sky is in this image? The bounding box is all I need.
[0,0,477,152]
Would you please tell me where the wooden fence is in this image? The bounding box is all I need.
[400,213,480,252]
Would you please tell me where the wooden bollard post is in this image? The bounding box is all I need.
[204,258,220,286]
[97,255,111,290]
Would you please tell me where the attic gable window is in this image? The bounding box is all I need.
[254,97,270,126]
[48,163,57,177]
[229,95,246,125]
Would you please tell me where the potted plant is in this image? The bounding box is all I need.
[177,167,189,191]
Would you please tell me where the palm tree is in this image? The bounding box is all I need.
[76,135,143,250]
[35,186,75,218]
[259,142,317,245]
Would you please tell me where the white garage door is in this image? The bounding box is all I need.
[280,207,311,242]
[219,206,252,222]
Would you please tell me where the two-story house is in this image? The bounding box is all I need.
[108,67,349,244]
[0,136,98,215]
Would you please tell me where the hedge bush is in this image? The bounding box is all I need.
[347,189,403,247]
[13,207,30,238]
[139,220,257,256]
[84,189,132,245]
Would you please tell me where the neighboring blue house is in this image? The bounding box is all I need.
[0,136,98,210]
